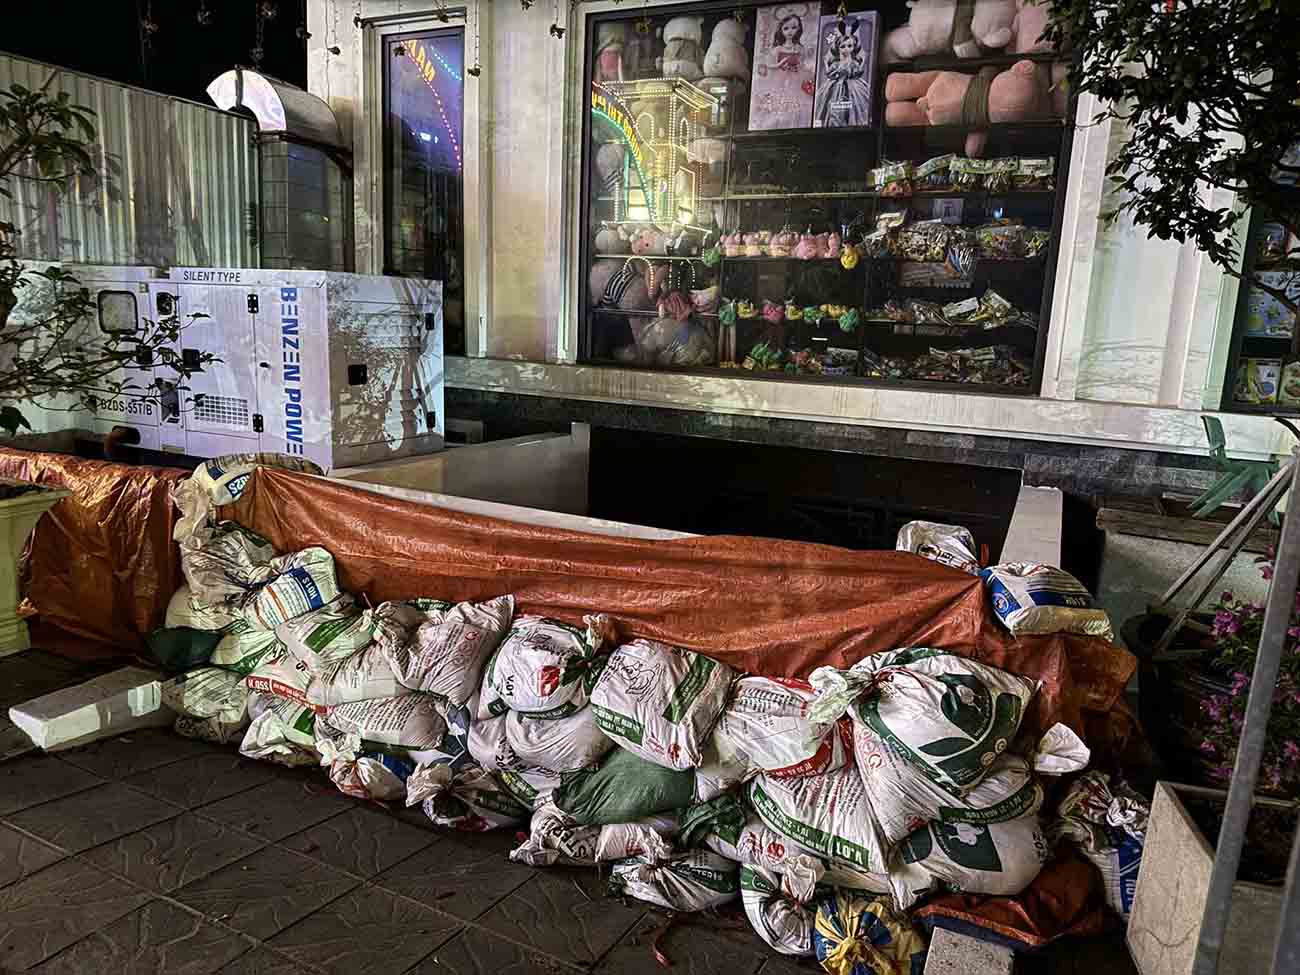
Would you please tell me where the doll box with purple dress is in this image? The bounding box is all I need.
[813,11,878,128]
[747,4,819,131]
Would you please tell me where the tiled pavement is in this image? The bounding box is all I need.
[0,650,1135,975]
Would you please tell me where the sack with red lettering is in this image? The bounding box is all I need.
[590,639,735,770]
[480,615,613,719]
[704,814,891,893]
[241,547,342,630]
[509,804,676,868]
[244,651,314,709]
[712,677,847,778]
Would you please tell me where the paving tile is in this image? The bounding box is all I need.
[214,946,317,975]
[82,812,267,893]
[57,728,220,779]
[280,806,436,878]
[0,655,86,710]
[594,915,770,975]
[27,899,254,975]
[0,754,104,816]
[0,714,38,762]
[174,845,358,941]
[755,958,822,975]
[0,823,64,890]
[476,871,647,967]
[373,830,535,921]
[195,776,355,843]
[268,886,461,975]
[123,752,279,808]
[0,858,151,970]
[5,781,181,853]
[408,929,586,975]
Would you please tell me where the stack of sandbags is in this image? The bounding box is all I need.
[468,615,617,812]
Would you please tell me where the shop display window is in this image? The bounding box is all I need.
[384,28,466,354]
[1221,171,1300,412]
[579,1,1072,391]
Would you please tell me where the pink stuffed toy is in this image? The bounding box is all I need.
[794,230,820,260]
[823,231,842,259]
[723,231,744,257]
[1013,0,1054,53]
[769,229,798,257]
[884,60,1049,155]
[631,228,670,257]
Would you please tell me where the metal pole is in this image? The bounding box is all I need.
[1158,459,1293,606]
[1192,450,1300,975]
[1271,818,1300,973]
[1153,461,1294,658]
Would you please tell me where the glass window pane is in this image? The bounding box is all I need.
[384,29,465,355]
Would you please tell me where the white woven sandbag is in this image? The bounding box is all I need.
[240,692,319,766]
[277,596,374,674]
[590,638,735,770]
[810,648,1040,795]
[380,595,515,707]
[609,850,739,911]
[164,584,238,632]
[244,651,314,708]
[208,620,283,677]
[412,760,530,830]
[692,738,748,802]
[467,712,561,809]
[181,522,277,608]
[896,520,980,574]
[740,865,820,956]
[889,811,1050,909]
[162,666,250,745]
[510,804,675,868]
[980,562,1114,640]
[712,677,846,778]
[747,764,885,874]
[481,615,611,719]
[173,454,321,549]
[703,815,889,893]
[323,693,448,751]
[241,547,341,630]
[505,706,614,773]
[306,643,407,708]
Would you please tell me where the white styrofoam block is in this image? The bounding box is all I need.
[7,665,172,751]
[923,928,1015,975]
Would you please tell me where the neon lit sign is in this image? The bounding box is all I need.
[590,82,654,222]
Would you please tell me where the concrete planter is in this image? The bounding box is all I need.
[1127,781,1284,975]
[0,480,69,657]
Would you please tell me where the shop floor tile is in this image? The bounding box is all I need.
[0,823,65,891]
[0,754,104,816]
[4,781,181,853]
[193,776,355,843]
[593,914,771,975]
[173,845,358,941]
[405,928,587,975]
[474,870,647,967]
[0,858,151,970]
[57,728,222,779]
[122,751,279,808]
[267,886,461,975]
[81,812,267,893]
[280,806,437,879]
[26,900,253,975]
[372,831,535,922]
[214,946,317,975]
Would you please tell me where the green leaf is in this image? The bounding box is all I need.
[0,406,31,435]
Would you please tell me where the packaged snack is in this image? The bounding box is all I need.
[869,161,914,197]
[1014,156,1056,190]
[984,157,1019,193]
[914,154,955,191]
[1234,358,1282,405]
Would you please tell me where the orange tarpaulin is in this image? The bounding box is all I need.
[225,468,1136,732]
[0,447,186,653]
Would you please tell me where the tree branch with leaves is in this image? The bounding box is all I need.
[1047,0,1300,313]
[0,78,211,436]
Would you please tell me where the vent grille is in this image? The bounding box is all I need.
[194,394,251,428]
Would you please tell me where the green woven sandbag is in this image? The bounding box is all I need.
[145,626,224,674]
[553,747,696,826]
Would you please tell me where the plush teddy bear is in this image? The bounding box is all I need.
[884,0,970,62]
[594,22,627,82]
[701,18,750,82]
[594,223,628,254]
[659,15,705,80]
[1013,0,1054,53]
[966,0,1017,55]
[884,60,1048,155]
[631,227,671,257]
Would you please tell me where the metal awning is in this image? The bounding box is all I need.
[206,68,346,152]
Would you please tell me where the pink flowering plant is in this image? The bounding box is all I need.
[1200,556,1300,797]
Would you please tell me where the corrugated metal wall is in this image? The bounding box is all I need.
[0,52,258,267]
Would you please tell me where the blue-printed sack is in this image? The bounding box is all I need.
[980,562,1113,640]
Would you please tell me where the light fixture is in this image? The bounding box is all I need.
[419,132,433,142]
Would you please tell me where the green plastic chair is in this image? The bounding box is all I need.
[1190,416,1279,523]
